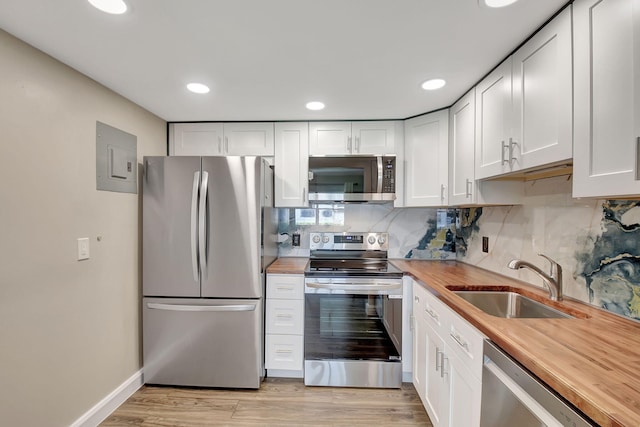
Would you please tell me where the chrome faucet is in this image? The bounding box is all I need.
[508,254,563,301]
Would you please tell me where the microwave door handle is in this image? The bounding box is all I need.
[377,156,383,193]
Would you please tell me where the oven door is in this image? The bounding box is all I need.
[304,277,403,388]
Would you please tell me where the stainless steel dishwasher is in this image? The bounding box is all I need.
[481,340,595,427]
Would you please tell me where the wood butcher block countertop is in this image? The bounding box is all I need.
[391,260,640,427]
[266,257,308,274]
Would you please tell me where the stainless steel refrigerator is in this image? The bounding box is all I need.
[142,156,277,388]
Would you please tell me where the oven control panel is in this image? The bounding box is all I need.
[309,232,389,251]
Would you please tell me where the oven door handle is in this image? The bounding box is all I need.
[305,282,402,292]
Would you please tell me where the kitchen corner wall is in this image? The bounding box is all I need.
[0,29,166,426]
[457,175,640,322]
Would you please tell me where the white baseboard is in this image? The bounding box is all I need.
[71,369,143,427]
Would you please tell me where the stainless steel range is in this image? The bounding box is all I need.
[304,232,403,388]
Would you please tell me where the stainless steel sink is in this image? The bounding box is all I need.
[453,291,572,319]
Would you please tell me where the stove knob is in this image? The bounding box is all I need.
[312,235,321,244]
[378,235,386,245]
[322,235,330,243]
[368,235,377,245]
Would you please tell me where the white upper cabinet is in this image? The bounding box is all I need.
[476,7,572,179]
[404,110,449,207]
[475,60,514,179]
[169,123,224,156]
[512,6,573,171]
[169,122,274,156]
[223,123,275,156]
[449,89,476,205]
[309,121,397,155]
[274,122,309,207]
[573,0,640,197]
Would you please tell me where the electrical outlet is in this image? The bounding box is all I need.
[482,236,489,253]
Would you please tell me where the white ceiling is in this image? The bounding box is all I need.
[0,0,568,122]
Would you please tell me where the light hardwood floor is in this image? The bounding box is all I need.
[101,378,432,426]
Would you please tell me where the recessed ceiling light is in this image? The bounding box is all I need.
[187,83,210,94]
[88,0,127,14]
[482,0,519,8]
[421,79,446,91]
[306,101,325,111]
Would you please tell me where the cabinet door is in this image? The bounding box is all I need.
[424,322,447,427]
[274,123,309,207]
[412,287,428,403]
[512,7,573,171]
[309,122,352,155]
[573,0,640,197]
[223,122,274,156]
[404,110,449,206]
[351,121,396,155]
[265,334,303,371]
[475,60,513,179]
[445,350,482,427]
[449,89,476,205]
[169,123,224,156]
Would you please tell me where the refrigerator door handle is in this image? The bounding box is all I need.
[190,171,200,282]
[146,302,257,312]
[199,170,209,279]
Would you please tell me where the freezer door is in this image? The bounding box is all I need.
[201,157,263,298]
[143,297,264,388]
[143,156,202,297]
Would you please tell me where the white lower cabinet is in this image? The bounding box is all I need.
[412,280,484,427]
[265,274,304,378]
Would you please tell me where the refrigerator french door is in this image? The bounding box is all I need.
[142,156,275,388]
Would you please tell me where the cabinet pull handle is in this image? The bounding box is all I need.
[501,140,508,165]
[636,136,640,181]
[440,184,446,201]
[276,286,294,291]
[414,295,420,302]
[435,348,441,372]
[225,136,229,153]
[509,137,517,165]
[275,349,293,354]
[218,137,222,154]
[425,307,439,321]
[440,353,448,378]
[302,187,307,203]
[450,332,469,350]
[465,178,472,198]
[347,136,352,152]
[276,314,293,319]
[355,136,360,153]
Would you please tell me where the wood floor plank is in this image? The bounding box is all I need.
[101,379,432,426]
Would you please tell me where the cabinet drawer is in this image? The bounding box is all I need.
[265,334,303,371]
[446,310,485,380]
[267,274,304,300]
[418,285,450,336]
[266,299,304,335]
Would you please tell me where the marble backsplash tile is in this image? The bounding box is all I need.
[276,176,640,321]
[277,204,456,260]
[457,176,640,321]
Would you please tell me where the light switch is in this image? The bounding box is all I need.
[77,238,90,261]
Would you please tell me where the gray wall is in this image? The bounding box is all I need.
[0,29,166,426]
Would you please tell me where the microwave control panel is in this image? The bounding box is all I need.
[382,159,395,193]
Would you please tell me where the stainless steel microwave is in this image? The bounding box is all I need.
[308,156,396,203]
